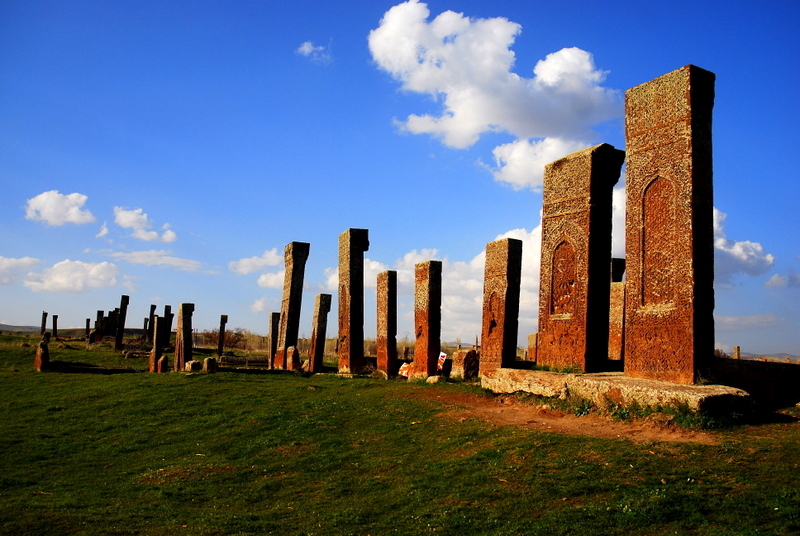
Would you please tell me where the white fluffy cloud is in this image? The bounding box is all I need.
[765,271,800,289]
[113,207,177,243]
[25,190,95,226]
[713,208,775,287]
[369,1,621,189]
[257,271,285,289]
[0,256,40,284]
[229,249,283,275]
[24,260,118,293]
[108,250,202,272]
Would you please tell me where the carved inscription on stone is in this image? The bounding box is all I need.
[537,143,624,372]
[479,238,522,376]
[624,65,715,385]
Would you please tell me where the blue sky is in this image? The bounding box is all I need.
[1,0,798,355]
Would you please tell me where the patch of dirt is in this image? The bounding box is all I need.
[412,389,719,445]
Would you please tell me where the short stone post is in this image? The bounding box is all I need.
[217,314,228,357]
[34,332,51,372]
[114,295,129,351]
[479,238,522,376]
[308,294,332,373]
[85,318,91,341]
[174,303,195,372]
[411,260,442,380]
[275,242,310,369]
[376,270,398,378]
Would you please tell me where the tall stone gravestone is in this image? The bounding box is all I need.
[624,65,715,384]
[174,303,195,372]
[411,260,442,380]
[479,238,522,376]
[275,242,310,369]
[376,270,398,378]
[338,228,369,373]
[537,143,624,372]
[308,294,332,373]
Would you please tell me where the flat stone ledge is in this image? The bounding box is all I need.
[481,369,750,412]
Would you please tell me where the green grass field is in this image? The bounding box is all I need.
[2,335,799,535]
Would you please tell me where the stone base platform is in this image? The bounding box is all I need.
[481,369,750,413]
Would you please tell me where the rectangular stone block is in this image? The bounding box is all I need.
[338,228,369,373]
[527,333,538,363]
[480,238,522,376]
[411,260,442,379]
[376,270,398,378]
[308,294,332,373]
[624,65,715,385]
[537,143,625,372]
[276,242,310,370]
[174,303,194,372]
[608,282,626,360]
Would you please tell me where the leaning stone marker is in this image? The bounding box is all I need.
[40,311,47,336]
[174,303,195,372]
[376,270,398,378]
[537,143,624,372]
[268,312,280,369]
[275,242,310,369]
[308,294,332,373]
[411,260,442,380]
[338,228,369,374]
[624,65,715,385]
[480,238,522,376]
[149,315,164,373]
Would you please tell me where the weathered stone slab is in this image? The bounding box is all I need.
[184,360,202,372]
[149,315,163,373]
[338,228,369,373]
[114,295,129,351]
[174,303,195,372]
[217,314,228,357]
[268,312,280,369]
[480,238,522,376]
[481,368,749,412]
[40,311,47,336]
[410,260,442,380]
[275,242,310,370]
[538,143,625,373]
[286,346,301,372]
[527,334,538,363]
[34,333,51,372]
[624,65,716,384]
[308,294,332,374]
[376,270,398,378]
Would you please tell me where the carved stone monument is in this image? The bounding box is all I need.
[40,311,47,336]
[217,314,228,357]
[174,303,195,372]
[149,315,164,373]
[480,238,522,376]
[337,228,369,373]
[268,312,280,369]
[411,260,442,380]
[537,143,625,372]
[308,294,332,373]
[34,332,51,372]
[624,65,715,385]
[275,242,310,369]
[114,295,129,351]
[376,270,398,378]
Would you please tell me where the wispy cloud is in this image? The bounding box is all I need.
[24,259,118,293]
[368,1,621,190]
[296,40,332,64]
[25,190,96,226]
[107,250,202,272]
[229,249,282,275]
[716,313,785,331]
[113,207,177,243]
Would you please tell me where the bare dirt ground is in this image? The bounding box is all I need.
[413,388,720,445]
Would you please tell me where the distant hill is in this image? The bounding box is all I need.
[0,324,39,332]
